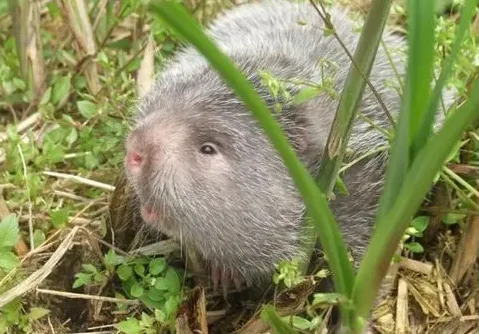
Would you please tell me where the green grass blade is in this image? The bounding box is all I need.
[376,0,436,221]
[412,0,479,157]
[261,305,298,334]
[316,0,393,195]
[148,0,355,312]
[404,0,436,143]
[352,76,479,332]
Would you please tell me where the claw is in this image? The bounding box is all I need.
[210,265,244,298]
[221,268,229,299]
[211,265,220,293]
[233,275,243,290]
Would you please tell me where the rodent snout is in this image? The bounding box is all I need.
[124,128,165,226]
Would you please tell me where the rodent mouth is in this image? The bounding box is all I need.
[140,205,159,224]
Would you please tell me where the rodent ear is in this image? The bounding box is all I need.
[278,112,310,156]
[287,124,309,155]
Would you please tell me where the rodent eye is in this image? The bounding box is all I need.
[200,143,217,155]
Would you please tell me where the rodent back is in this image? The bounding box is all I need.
[160,0,407,161]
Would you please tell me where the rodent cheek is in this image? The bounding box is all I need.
[198,153,233,182]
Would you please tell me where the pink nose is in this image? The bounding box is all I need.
[126,149,143,171]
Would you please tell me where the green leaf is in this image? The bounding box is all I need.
[149,257,167,275]
[33,229,46,248]
[445,139,467,164]
[114,292,129,311]
[405,242,424,253]
[46,1,61,17]
[281,316,312,330]
[312,293,348,306]
[260,305,297,334]
[81,263,99,274]
[147,287,165,302]
[334,175,349,196]
[117,264,134,281]
[405,0,437,158]
[154,277,169,291]
[0,214,20,249]
[104,248,123,268]
[27,307,50,321]
[154,309,166,323]
[0,317,8,334]
[164,268,181,294]
[130,282,144,298]
[50,208,69,228]
[43,141,66,164]
[65,128,78,146]
[164,295,179,317]
[1,299,22,324]
[72,272,92,289]
[134,264,145,277]
[77,100,98,119]
[114,318,143,334]
[84,154,100,169]
[39,87,52,105]
[93,271,105,283]
[0,251,20,271]
[293,86,320,104]
[13,78,26,90]
[51,75,71,105]
[154,268,181,293]
[96,51,109,65]
[140,312,154,328]
[443,213,466,225]
[411,216,429,234]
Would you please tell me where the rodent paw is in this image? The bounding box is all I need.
[211,265,244,299]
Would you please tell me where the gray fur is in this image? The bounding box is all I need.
[125,0,445,290]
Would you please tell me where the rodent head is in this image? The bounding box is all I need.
[124,63,310,283]
[125,102,252,235]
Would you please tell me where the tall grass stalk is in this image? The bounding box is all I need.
[377,0,478,222]
[351,77,479,331]
[351,0,479,331]
[302,0,393,282]
[375,0,436,223]
[412,0,478,156]
[315,0,393,196]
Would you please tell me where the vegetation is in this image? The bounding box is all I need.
[0,0,478,333]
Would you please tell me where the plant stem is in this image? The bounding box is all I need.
[351,77,479,332]
[315,0,393,196]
